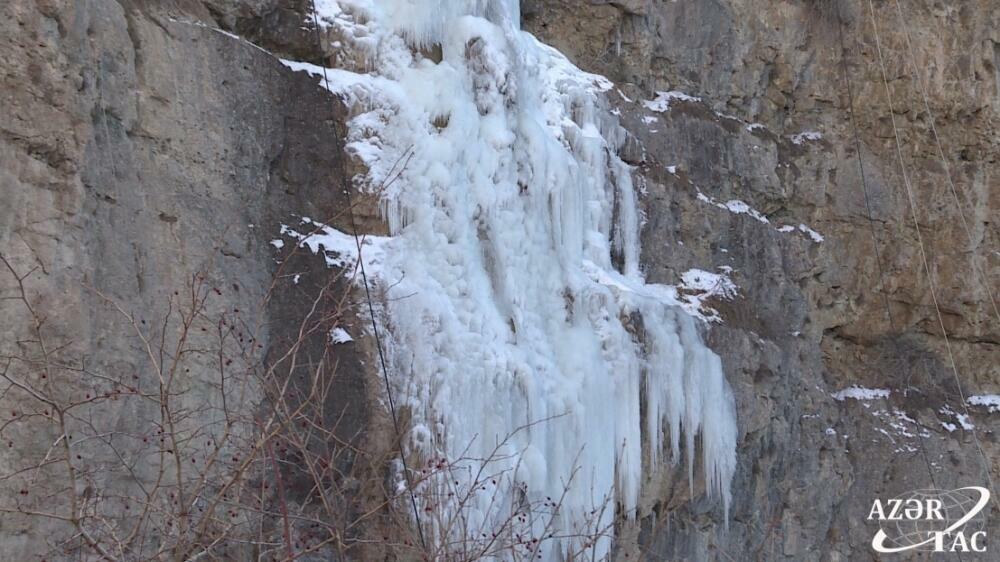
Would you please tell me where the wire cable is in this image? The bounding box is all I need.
[835,12,897,333]
[835,9,943,506]
[865,0,997,508]
[888,0,1000,328]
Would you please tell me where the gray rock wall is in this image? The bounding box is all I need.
[2,0,997,560]
[525,1,999,560]
[0,1,378,558]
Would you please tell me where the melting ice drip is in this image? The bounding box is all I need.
[304,1,737,558]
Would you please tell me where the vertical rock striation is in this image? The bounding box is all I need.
[2,0,998,561]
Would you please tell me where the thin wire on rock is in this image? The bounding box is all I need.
[835,9,945,516]
[864,0,997,509]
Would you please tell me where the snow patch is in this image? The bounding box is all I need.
[871,409,928,441]
[672,268,738,323]
[679,268,738,299]
[643,90,701,113]
[330,327,354,344]
[790,131,822,145]
[694,191,824,243]
[279,217,388,274]
[832,386,890,401]
[168,18,274,55]
[939,405,975,430]
[968,394,1000,413]
[696,191,770,224]
[798,224,825,243]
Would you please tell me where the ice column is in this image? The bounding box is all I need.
[314,1,739,558]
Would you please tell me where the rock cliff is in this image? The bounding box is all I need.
[1,0,997,561]
[522,1,999,559]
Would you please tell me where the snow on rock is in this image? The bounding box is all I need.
[696,191,770,224]
[968,394,1000,413]
[676,268,738,322]
[870,409,929,441]
[330,326,354,344]
[279,217,388,273]
[168,18,274,55]
[680,269,737,298]
[302,1,738,558]
[790,131,822,145]
[797,223,825,243]
[695,191,824,243]
[643,90,701,112]
[721,199,768,223]
[832,386,891,401]
[939,405,975,430]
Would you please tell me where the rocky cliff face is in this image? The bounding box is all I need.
[0,1,383,558]
[2,0,997,561]
[523,1,999,559]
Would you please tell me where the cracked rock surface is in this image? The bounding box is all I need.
[2,1,998,560]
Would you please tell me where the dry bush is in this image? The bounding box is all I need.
[0,223,611,561]
[0,238,369,560]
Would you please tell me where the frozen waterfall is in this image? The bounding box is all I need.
[305,0,738,558]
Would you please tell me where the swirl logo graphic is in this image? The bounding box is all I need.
[868,487,990,553]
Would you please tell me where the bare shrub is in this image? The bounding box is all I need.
[0,225,610,561]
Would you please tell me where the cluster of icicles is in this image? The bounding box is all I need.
[306,1,738,559]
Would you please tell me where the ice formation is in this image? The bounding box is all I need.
[303,1,738,558]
